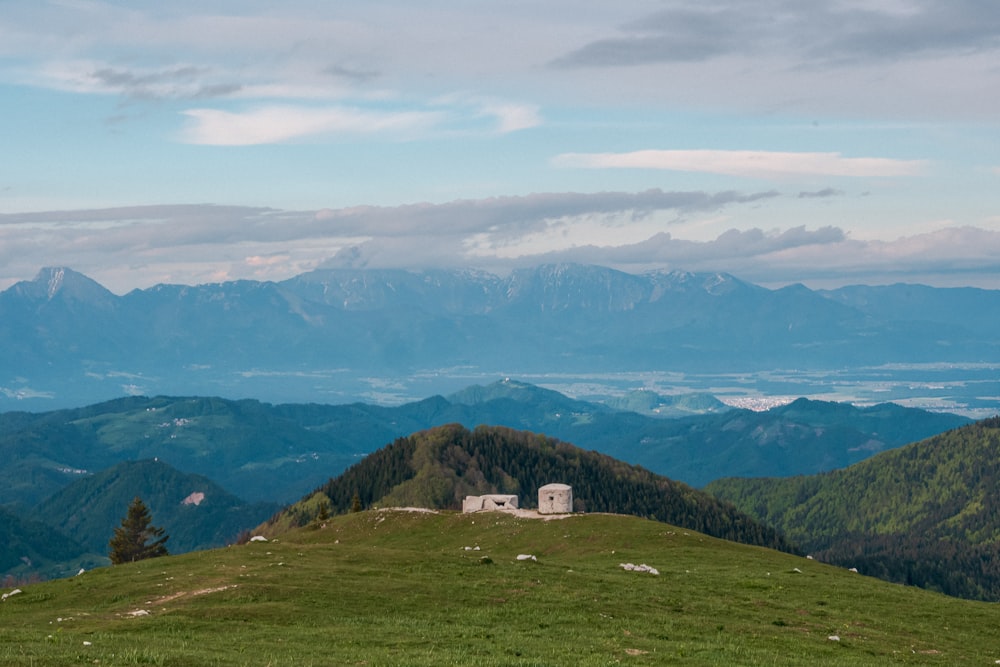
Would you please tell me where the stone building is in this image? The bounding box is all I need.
[462,494,519,513]
[538,483,573,514]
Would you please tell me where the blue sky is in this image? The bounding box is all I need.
[1,0,999,292]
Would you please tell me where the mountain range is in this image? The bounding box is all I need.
[3,264,999,410]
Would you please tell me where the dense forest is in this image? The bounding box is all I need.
[264,423,796,554]
[707,416,1000,600]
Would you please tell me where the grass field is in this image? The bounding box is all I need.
[2,509,999,666]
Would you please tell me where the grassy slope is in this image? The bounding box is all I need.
[2,510,999,666]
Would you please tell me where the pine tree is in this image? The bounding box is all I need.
[316,497,331,522]
[350,492,363,513]
[108,496,169,564]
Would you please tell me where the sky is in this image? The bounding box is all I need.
[1,0,999,293]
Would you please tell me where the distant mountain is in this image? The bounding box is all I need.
[261,423,797,554]
[3,264,999,409]
[31,459,278,556]
[706,417,1000,601]
[0,384,970,510]
[821,283,1000,337]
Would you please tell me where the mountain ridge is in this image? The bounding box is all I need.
[0,383,969,510]
[3,263,998,410]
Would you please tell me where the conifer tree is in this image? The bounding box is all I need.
[316,497,331,522]
[108,496,169,564]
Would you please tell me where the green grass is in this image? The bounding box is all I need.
[2,510,998,666]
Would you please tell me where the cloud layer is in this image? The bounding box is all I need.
[2,193,998,293]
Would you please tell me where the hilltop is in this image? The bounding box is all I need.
[707,417,1000,600]
[2,509,1000,665]
[260,423,796,553]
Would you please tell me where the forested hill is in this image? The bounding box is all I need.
[706,417,1000,600]
[261,424,796,554]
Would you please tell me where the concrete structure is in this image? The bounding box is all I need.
[538,483,573,514]
[462,494,519,513]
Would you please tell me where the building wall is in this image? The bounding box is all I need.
[538,484,573,514]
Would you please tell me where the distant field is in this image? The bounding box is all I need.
[2,510,999,666]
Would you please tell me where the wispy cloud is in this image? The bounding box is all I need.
[552,2,1000,69]
[179,105,445,145]
[553,150,927,179]
[798,188,845,199]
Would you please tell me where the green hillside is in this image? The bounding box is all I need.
[706,416,1000,600]
[31,459,279,556]
[0,506,102,584]
[2,510,999,666]
[0,396,363,506]
[262,423,795,553]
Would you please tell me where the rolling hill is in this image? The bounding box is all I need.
[2,509,999,665]
[706,416,1000,600]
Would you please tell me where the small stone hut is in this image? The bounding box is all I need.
[538,483,573,514]
[462,494,519,513]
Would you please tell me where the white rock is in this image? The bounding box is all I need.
[619,563,659,575]
[828,635,840,642]
[516,554,537,561]
[1,589,23,601]
[249,535,268,542]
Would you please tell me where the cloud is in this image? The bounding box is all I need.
[88,65,244,100]
[798,188,845,199]
[179,105,444,145]
[552,2,1000,69]
[323,64,381,84]
[554,150,927,179]
[479,102,542,133]
[512,224,1000,288]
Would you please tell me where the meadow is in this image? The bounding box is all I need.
[2,509,998,666]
